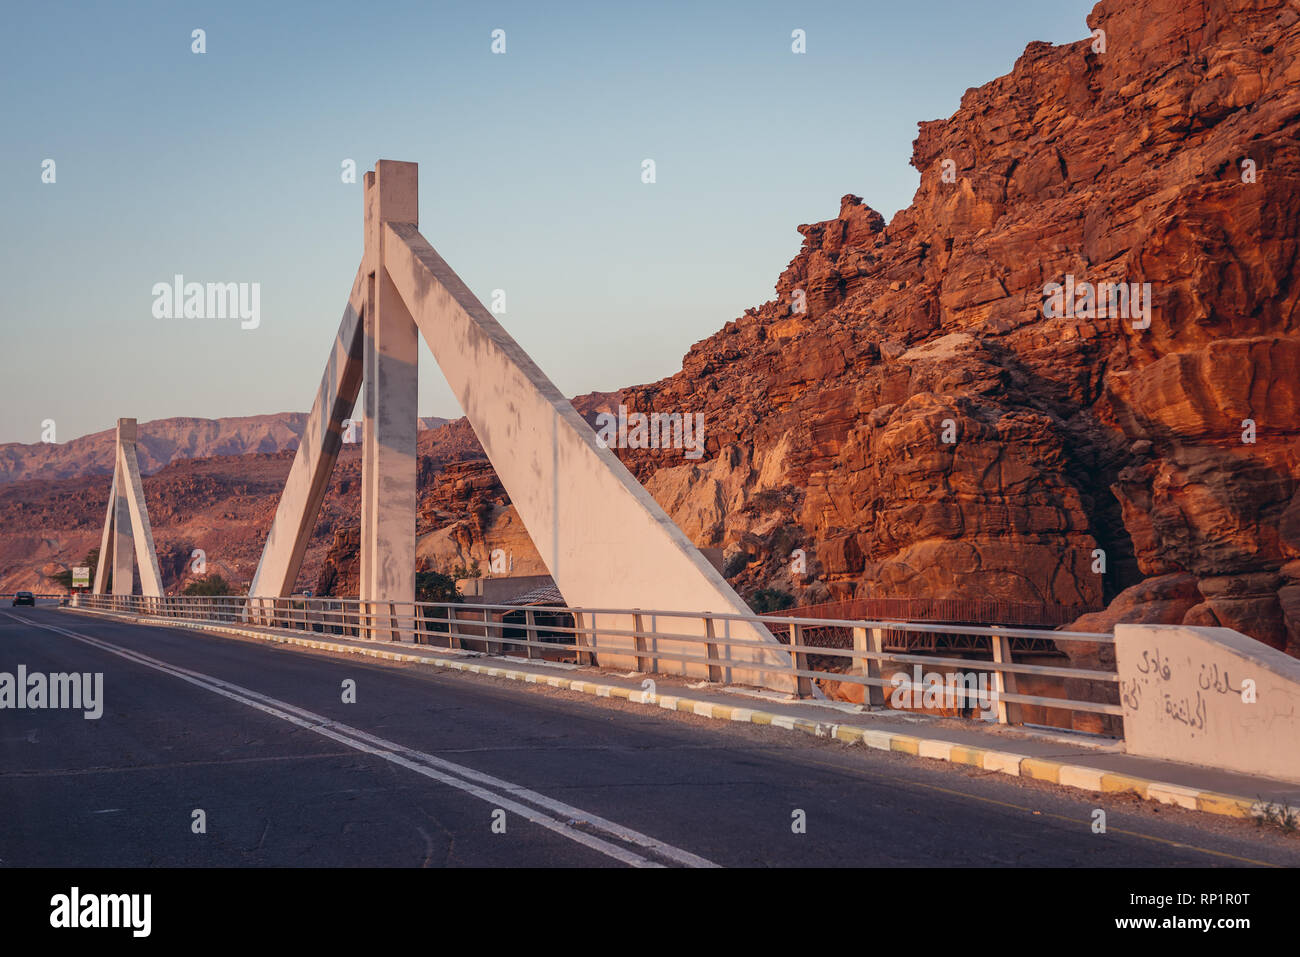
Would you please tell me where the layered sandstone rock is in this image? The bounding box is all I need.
[607,0,1300,654]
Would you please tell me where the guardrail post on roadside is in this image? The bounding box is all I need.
[445,607,459,650]
[633,610,648,673]
[523,608,537,659]
[990,628,1022,725]
[853,626,887,707]
[704,615,722,683]
[788,623,811,699]
[573,612,594,666]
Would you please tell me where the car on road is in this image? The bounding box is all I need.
[11,591,35,606]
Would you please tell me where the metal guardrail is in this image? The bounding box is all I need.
[69,593,1121,729]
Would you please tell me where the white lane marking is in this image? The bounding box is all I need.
[12,615,717,868]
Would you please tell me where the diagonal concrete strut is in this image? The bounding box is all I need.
[249,160,792,688]
[247,265,367,599]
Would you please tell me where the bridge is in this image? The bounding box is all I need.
[7,162,1300,869]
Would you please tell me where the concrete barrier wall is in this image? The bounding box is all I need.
[1115,623,1300,784]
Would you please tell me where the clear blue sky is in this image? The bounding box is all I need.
[0,0,1094,445]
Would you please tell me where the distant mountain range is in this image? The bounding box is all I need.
[0,413,451,485]
[0,402,613,595]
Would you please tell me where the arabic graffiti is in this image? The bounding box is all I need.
[1198,661,1243,697]
[1120,677,1141,712]
[1135,646,1172,681]
[1123,644,1212,737]
[1162,688,1208,731]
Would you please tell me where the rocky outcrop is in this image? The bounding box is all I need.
[605,0,1300,653]
[315,526,360,598]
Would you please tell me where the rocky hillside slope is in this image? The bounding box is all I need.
[0,415,467,596]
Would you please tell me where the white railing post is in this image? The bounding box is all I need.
[447,606,461,651]
[632,611,648,673]
[788,623,811,699]
[573,611,592,666]
[853,626,887,707]
[704,615,722,683]
[524,608,537,659]
[990,628,1022,725]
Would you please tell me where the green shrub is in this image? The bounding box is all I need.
[183,574,232,596]
[416,569,463,604]
[748,588,795,614]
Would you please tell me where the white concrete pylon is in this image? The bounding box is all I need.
[91,418,164,598]
[249,164,419,643]
[248,160,792,689]
[360,162,419,637]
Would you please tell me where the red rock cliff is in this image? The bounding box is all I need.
[611,0,1300,653]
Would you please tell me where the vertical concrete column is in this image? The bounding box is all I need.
[360,173,377,619]
[361,161,420,635]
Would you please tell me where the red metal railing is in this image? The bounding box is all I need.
[764,597,1102,629]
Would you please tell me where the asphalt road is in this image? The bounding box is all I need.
[2,607,1299,868]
